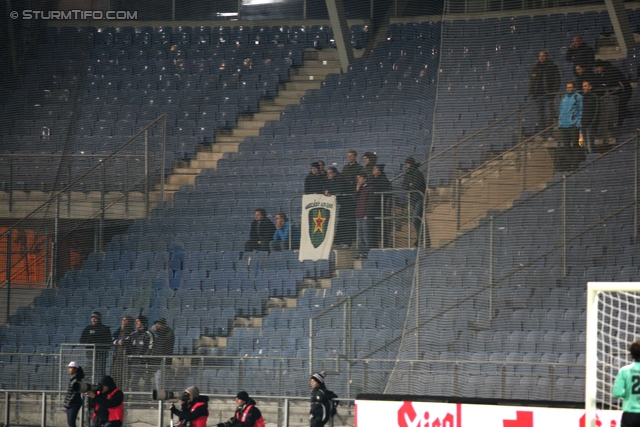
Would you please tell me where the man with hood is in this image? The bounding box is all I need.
[369,164,392,247]
[594,59,632,126]
[87,375,124,427]
[362,151,378,178]
[79,311,112,378]
[304,162,326,195]
[402,157,430,249]
[324,166,350,247]
[170,386,209,427]
[310,371,338,427]
[217,391,265,427]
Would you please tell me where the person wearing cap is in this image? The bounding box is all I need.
[170,386,209,427]
[340,150,364,247]
[79,312,112,378]
[124,315,154,394]
[244,207,276,253]
[87,375,124,427]
[304,162,326,195]
[402,157,430,249]
[217,391,265,427]
[594,59,632,126]
[310,371,337,427]
[151,317,175,389]
[110,316,134,390]
[324,166,350,247]
[370,164,392,248]
[64,362,85,427]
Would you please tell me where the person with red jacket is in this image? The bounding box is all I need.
[170,386,209,427]
[87,375,124,427]
[217,391,265,427]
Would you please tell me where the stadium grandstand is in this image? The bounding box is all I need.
[0,0,639,425]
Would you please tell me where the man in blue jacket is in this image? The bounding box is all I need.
[270,212,300,251]
[557,81,583,171]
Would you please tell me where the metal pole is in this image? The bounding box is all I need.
[303,0,306,19]
[161,114,167,204]
[562,176,567,277]
[172,0,176,21]
[380,193,385,248]
[145,130,150,217]
[8,158,13,213]
[635,136,638,244]
[415,256,420,357]
[100,163,105,252]
[41,392,47,427]
[4,391,10,427]
[283,398,290,427]
[5,229,11,324]
[407,194,412,248]
[456,177,462,232]
[158,400,164,427]
[53,196,59,286]
[309,318,313,375]
[489,217,493,320]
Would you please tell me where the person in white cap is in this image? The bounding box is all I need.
[64,361,85,427]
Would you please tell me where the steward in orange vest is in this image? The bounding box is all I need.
[87,375,124,427]
[170,386,209,427]
[216,391,265,427]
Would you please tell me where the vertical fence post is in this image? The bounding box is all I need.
[5,229,11,324]
[283,398,290,427]
[161,115,167,204]
[456,176,462,232]
[635,135,638,244]
[4,391,10,427]
[309,318,314,375]
[8,157,13,213]
[562,176,567,277]
[53,196,59,286]
[145,129,149,217]
[41,392,47,427]
[100,162,105,252]
[489,217,493,320]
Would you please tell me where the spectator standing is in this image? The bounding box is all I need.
[557,81,583,171]
[64,361,85,427]
[594,59,632,126]
[581,80,600,154]
[87,375,124,427]
[169,386,209,427]
[362,151,378,178]
[402,157,430,249]
[110,316,134,389]
[339,150,364,248]
[304,162,326,194]
[270,212,300,251]
[369,164,392,248]
[317,160,327,177]
[613,340,640,427]
[528,51,560,138]
[354,173,375,259]
[566,36,595,73]
[574,65,597,94]
[324,166,350,247]
[310,371,337,427]
[79,311,112,379]
[125,315,154,394]
[244,208,276,252]
[151,317,175,389]
[216,391,265,427]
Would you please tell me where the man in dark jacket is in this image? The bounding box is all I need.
[79,311,112,378]
[324,166,350,246]
[87,375,124,427]
[339,150,364,248]
[354,173,376,259]
[566,36,595,73]
[217,391,265,427]
[362,151,378,178]
[581,80,600,154]
[170,386,209,427]
[402,157,430,249]
[574,64,597,94]
[244,208,276,252]
[310,371,337,427]
[151,317,175,389]
[594,59,632,125]
[369,164,392,248]
[528,51,560,137]
[125,315,154,394]
[304,162,326,194]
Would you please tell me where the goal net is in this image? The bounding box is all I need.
[586,282,640,427]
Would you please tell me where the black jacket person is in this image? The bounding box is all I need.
[87,375,124,427]
[245,208,276,252]
[170,386,209,427]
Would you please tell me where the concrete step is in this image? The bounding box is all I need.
[210,141,241,151]
[284,81,322,90]
[252,112,281,122]
[259,103,289,112]
[276,90,308,99]
[273,96,301,106]
[167,174,197,185]
[189,160,218,169]
[295,66,342,76]
[196,152,224,161]
[231,128,261,137]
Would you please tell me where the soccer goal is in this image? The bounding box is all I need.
[586,282,640,427]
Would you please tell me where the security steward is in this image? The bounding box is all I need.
[87,376,124,427]
[169,386,209,427]
[217,391,265,427]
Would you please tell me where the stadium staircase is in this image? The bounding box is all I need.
[162,49,343,193]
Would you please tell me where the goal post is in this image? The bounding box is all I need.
[586,282,640,427]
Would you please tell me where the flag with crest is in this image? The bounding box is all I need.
[299,194,337,261]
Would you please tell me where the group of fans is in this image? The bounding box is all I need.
[65,363,337,427]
